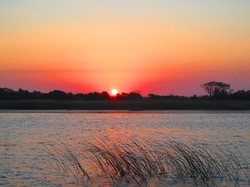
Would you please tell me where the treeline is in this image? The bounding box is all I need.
[1,86,250,101]
[0,88,142,101]
[148,90,250,100]
[198,81,250,100]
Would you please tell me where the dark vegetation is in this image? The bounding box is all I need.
[45,138,250,186]
[0,88,143,101]
[1,81,250,110]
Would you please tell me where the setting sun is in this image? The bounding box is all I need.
[1,1,250,96]
[111,89,118,95]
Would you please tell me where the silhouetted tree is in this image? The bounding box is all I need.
[0,88,22,100]
[87,92,109,100]
[148,93,187,100]
[201,81,231,97]
[114,91,142,100]
[126,92,142,100]
[191,94,197,100]
[47,90,67,100]
[65,92,74,100]
[74,93,88,100]
[18,88,30,99]
[148,94,161,99]
[1,86,250,101]
[230,90,250,100]
[101,91,111,100]
[0,88,14,100]
[30,91,43,99]
[120,92,129,99]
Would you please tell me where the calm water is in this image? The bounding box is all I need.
[0,110,250,186]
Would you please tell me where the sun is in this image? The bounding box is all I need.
[111,89,118,95]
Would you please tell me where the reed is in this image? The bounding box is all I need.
[45,138,250,186]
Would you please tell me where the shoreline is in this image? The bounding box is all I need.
[1,110,250,115]
[1,99,250,110]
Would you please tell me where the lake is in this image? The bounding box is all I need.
[0,110,250,187]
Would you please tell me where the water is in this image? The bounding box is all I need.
[0,110,249,186]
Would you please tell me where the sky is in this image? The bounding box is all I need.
[1,0,250,96]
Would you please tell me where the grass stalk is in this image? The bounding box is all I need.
[45,137,250,186]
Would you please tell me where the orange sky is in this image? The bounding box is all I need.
[1,1,250,96]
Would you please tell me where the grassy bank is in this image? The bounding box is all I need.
[0,99,250,110]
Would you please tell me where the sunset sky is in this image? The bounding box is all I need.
[1,1,250,96]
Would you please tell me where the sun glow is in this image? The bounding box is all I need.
[111,89,118,95]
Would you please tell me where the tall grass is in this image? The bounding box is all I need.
[45,138,250,186]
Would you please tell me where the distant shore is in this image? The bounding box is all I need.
[1,99,249,110]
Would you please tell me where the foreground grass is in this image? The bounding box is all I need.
[44,138,250,186]
[1,99,250,110]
